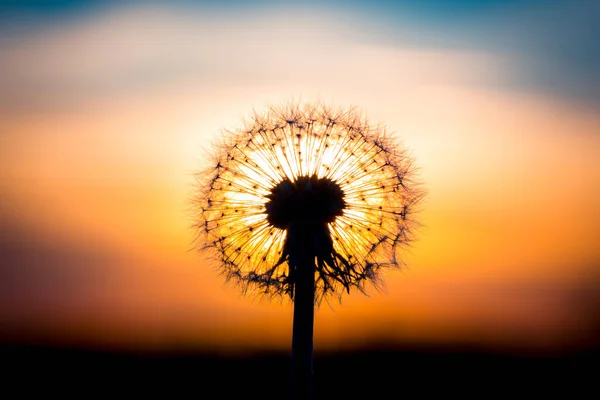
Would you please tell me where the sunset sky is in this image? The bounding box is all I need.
[1,0,599,356]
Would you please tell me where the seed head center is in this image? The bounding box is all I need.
[265,175,346,230]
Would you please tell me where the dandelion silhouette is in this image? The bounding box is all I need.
[193,101,423,400]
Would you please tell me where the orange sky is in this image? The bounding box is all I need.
[1,3,599,356]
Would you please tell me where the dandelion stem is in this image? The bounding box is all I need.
[290,228,316,400]
[196,101,424,400]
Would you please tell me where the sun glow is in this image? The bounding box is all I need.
[195,102,423,302]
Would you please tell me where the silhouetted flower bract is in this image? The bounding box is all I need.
[194,101,423,304]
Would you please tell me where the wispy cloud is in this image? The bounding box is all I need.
[0,2,517,113]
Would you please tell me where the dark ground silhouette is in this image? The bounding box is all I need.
[1,342,597,399]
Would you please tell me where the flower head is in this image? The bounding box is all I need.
[194,101,423,304]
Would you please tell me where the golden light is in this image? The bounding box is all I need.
[194,101,423,302]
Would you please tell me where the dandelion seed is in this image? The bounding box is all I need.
[194,101,422,302]
[192,100,424,400]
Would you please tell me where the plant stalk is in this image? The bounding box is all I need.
[291,251,315,400]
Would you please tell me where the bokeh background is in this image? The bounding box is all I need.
[1,0,599,397]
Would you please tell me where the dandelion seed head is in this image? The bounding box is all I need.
[193,101,423,304]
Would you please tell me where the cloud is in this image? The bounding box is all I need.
[0,203,122,340]
[0,2,510,113]
[470,0,600,105]
[2,0,596,114]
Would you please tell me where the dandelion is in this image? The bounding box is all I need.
[193,101,423,400]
